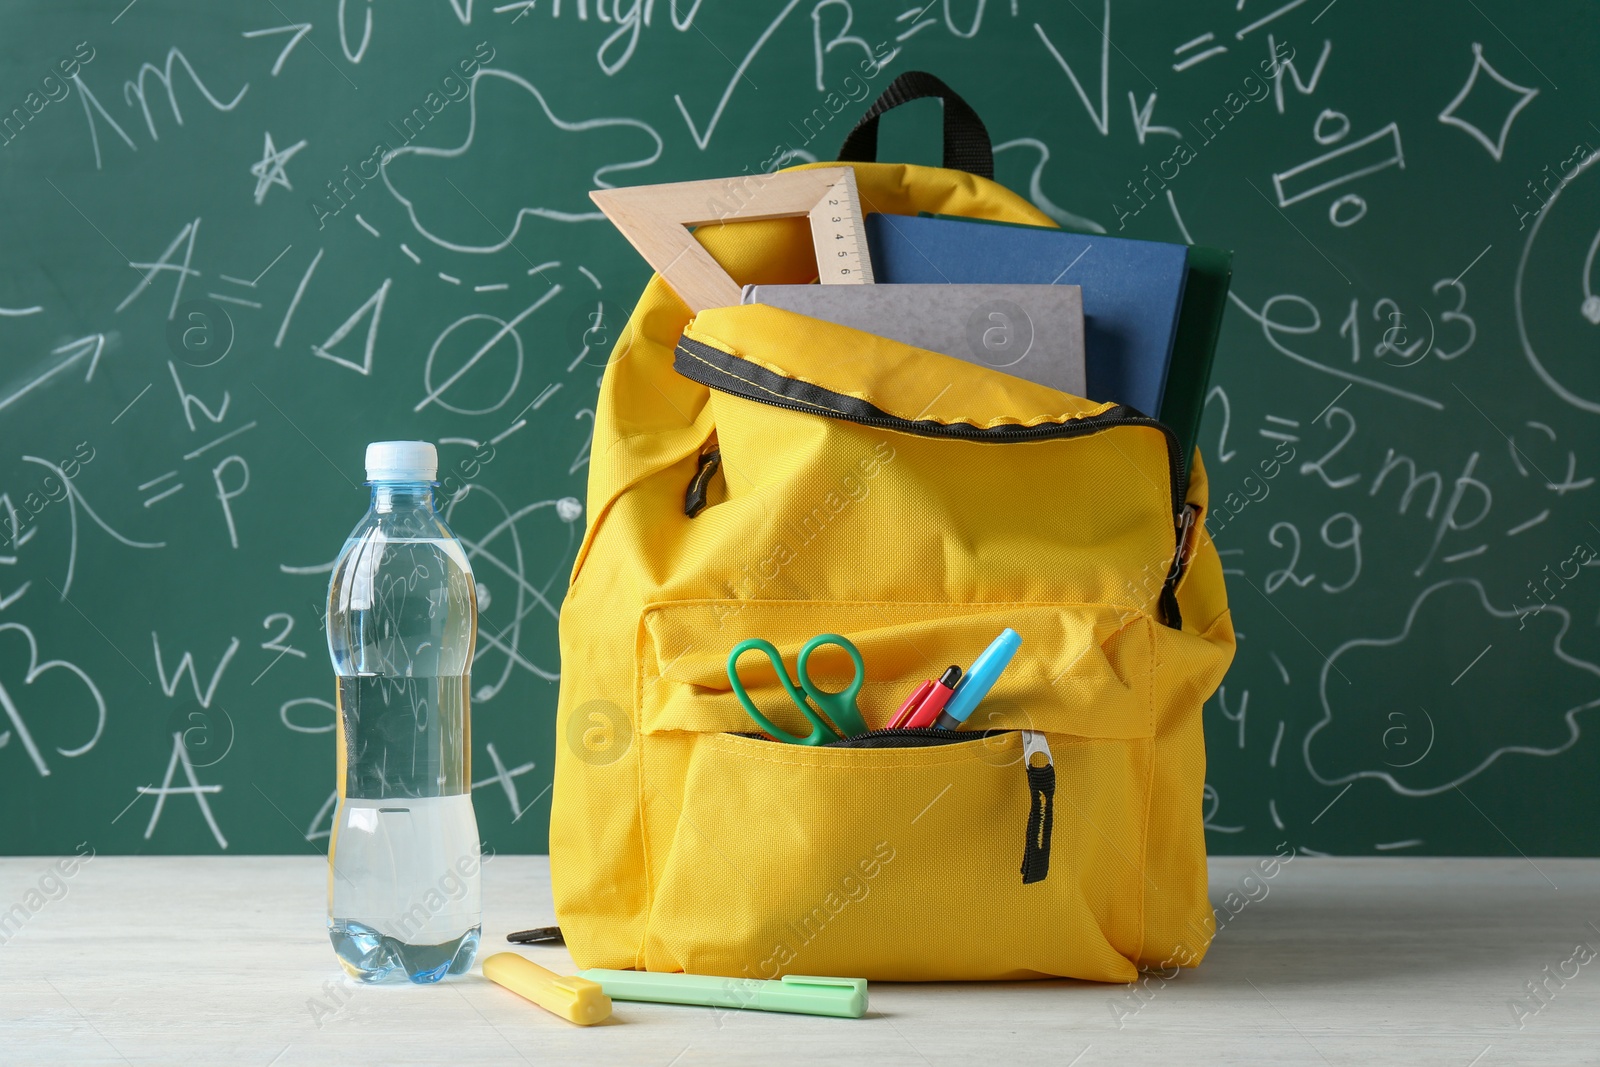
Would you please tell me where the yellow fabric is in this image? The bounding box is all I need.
[551,161,1235,982]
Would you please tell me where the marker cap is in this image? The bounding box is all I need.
[940,628,1022,726]
[483,952,612,1026]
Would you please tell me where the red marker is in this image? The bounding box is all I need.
[887,680,934,729]
[902,666,962,729]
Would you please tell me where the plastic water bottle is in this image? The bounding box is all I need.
[325,441,482,983]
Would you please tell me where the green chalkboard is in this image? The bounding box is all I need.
[2,0,1597,858]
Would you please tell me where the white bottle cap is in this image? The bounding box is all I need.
[365,441,438,482]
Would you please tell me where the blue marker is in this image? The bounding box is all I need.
[934,628,1021,730]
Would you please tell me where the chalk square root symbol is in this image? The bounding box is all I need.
[589,167,874,314]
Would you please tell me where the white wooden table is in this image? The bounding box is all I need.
[1,855,1596,1065]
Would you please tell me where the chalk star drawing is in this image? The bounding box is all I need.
[250,132,309,205]
[1437,43,1538,162]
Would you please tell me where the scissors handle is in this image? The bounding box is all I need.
[797,634,869,739]
[727,638,838,746]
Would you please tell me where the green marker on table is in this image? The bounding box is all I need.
[576,969,867,1018]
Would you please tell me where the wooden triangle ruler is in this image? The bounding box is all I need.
[589,167,874,313]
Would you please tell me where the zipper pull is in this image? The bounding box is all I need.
[683,446,722,518]
[1020,730,1054,885]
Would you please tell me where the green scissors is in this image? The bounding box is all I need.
[726,633,870,745]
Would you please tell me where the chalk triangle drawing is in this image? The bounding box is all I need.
[311,277,391,375]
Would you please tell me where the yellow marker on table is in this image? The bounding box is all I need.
[482,952,612,1026]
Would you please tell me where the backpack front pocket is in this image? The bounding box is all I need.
[640,728,1141,983]
[633,599,1157,982]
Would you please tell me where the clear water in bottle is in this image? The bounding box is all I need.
[325,441,482,984]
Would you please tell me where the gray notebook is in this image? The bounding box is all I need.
[741,283,1086,397]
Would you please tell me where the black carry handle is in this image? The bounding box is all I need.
[836,71,994,179]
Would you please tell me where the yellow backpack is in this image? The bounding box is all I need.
[551,75,1234,983]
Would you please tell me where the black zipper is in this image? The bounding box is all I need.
[676,335,1191,627]
[731,726,974,747]
[827,726,986,748]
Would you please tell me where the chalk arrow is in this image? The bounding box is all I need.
[55,333,107,381]
[241,23,314,77]
[0,334,108,416]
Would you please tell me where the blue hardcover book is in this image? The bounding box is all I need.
[865,214,1189,417]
